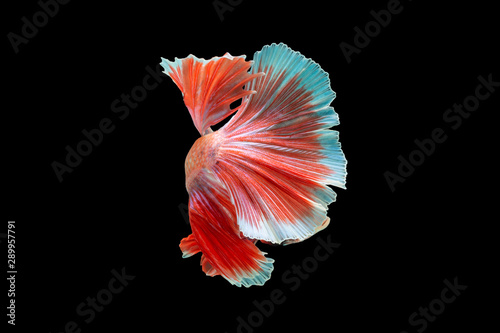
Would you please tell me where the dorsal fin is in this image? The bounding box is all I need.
[161,53,264,135]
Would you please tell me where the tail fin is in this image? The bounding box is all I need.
[161,53,264,135]
[180,170,274,287]
[213,43,347,244]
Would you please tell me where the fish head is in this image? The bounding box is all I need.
[185,130,224,191]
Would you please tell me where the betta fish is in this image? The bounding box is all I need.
[161,43,347,287]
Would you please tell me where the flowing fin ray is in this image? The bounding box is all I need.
[182,171,274,287]
[161,53,264,135]
[214,43,347,244]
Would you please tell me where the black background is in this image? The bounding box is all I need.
[4,0,498,332]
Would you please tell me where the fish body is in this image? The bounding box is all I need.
[185,130,222,191]
[161,43,347,287]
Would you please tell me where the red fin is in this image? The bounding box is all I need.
[201,255,218,277]
[182,171,274,287]
[161,53,264,135]
[179,234,200,258]
[213,43,346,244]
